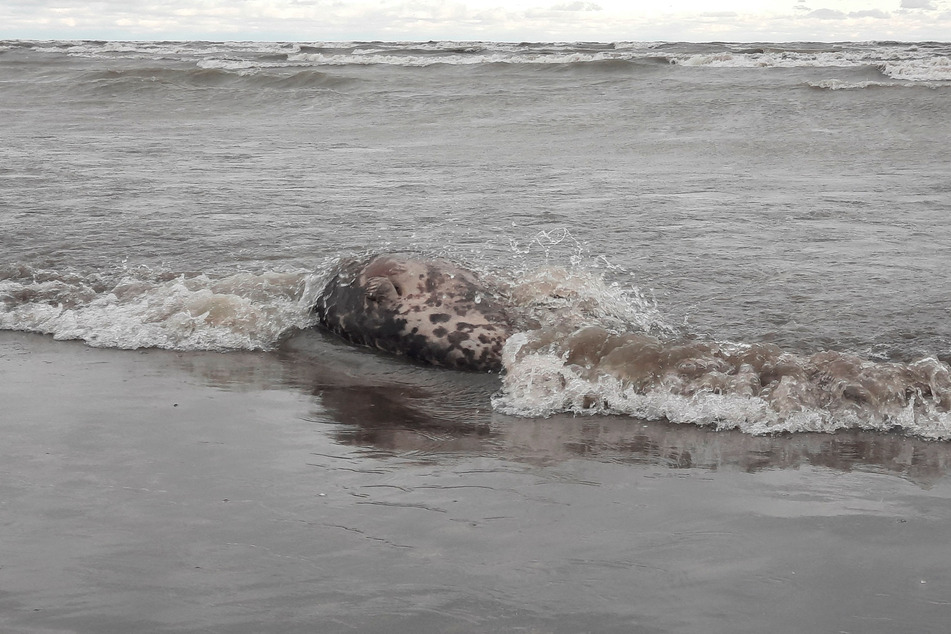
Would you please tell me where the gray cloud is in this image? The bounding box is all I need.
[851,9,890,18]
[551,2,602,10]
[901,0,936,8]
[804,7,892,20]
[807,8,847,18]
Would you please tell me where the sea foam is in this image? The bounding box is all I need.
[492,264,951,440]
[0,267,321,351]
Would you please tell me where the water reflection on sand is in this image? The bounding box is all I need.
[170,332,951,488]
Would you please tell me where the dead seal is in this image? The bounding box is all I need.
[313,253,514,372]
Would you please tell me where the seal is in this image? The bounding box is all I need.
[313,253,514,372]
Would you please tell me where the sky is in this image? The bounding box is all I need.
[2,0,950,42]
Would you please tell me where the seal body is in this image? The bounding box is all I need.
[313,254,513,372]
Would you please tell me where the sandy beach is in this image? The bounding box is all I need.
[2,330,951,633]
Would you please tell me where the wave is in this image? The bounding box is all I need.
[493,329,951,439]
[0,264,321,351]
[803,59,951,89]
[881,57,951,82]
[68,66,354,95]
[484,262,951,440]
[663,46,950,78]
[491,267,951,440]
[284,49,635,67]
[10,39,948,83]
[5,255,951,440]
[80,67,246,88]
[669,49,858,68]
[807,78,949,90]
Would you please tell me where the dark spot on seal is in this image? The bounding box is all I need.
[456,322,476,332]
[433,327,448,337]
[478,334,490,344]
[429,313,451,324]
[448,331,470,346]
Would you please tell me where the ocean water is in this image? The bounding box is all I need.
[3,39,951,439]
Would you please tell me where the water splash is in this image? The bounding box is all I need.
[493,326,951,440]
[0,265,321,351]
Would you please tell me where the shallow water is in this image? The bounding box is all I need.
[4,40,951,437]
[4,331,951,633]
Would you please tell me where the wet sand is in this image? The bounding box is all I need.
[3,330,951,633]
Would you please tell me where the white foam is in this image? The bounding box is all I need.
[492,343,951,440]
[506,265,673,337]
[0,270,321,351]
[669,47,951,84]
[881,58,951,82]
[193,58,300,73]
[286,50,618,67]
[673,50,860,68]
[808,79,900,90]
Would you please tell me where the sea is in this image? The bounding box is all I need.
[3,39,951,440]
[6,39,951,634]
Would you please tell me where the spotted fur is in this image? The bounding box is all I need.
[313,254,513,372]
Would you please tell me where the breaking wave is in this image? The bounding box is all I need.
[71,66,354,94]
[9,39,950,83]
[4,253,951,440]
[0,264,322,351]
[492,267,951,440]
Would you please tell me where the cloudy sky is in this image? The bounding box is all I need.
[3,0,950,42]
